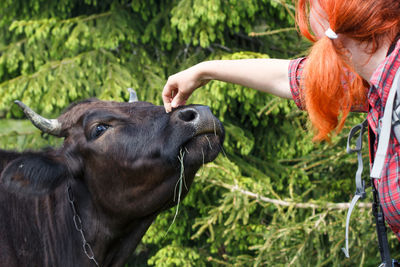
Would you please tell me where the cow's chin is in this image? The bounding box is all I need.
[181,133,223,166]
[147,134,223,214]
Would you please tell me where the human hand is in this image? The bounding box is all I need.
[162,64,210,112]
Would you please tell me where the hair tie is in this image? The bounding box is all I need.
[325,28,338,39]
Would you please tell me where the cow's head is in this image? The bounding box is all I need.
[1,96,224,219]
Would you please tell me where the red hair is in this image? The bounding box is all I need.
[296,0,400,141]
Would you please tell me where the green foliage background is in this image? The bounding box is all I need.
[1,0,399,266]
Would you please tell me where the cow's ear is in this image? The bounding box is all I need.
[0,153,68,195]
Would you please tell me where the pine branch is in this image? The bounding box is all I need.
[207,178,372,210]
[249,27,296,37]
[0,38,27,52]
[272,0,295,11]
[10,11,112,29]
[275,0,295,20]
[0,50,97,87]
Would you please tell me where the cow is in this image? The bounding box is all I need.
[0,93,224,267]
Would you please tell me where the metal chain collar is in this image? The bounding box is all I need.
[67,184,100,266]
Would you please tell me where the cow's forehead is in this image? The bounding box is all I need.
[57,99,155,130]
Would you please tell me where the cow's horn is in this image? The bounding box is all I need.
[14,100,62,136]
[128,88,138,102]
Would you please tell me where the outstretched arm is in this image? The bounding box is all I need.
[162,59,292,112]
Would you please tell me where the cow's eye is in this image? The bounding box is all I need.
[92,124,109,139]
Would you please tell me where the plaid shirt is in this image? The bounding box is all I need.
[288,39,400,239]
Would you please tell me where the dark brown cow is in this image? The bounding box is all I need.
[0,97,224,266]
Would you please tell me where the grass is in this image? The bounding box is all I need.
[164,149,186,237]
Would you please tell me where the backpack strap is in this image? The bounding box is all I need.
[392,79,400,142]
[372,181,396,267]
[370,67,400,178]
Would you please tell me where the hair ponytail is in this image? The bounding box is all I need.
[303,36,365,141]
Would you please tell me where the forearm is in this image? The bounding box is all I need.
[196,59,292,99]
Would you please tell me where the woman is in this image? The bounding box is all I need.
[162,0,400,249]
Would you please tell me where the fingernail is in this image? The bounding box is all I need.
[172,98,181,106]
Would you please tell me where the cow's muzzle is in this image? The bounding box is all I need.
[171,105,223,138]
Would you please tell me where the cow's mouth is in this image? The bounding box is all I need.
[180,126,224,166]
[169,105,225,168]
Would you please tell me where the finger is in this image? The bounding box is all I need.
[164,102,172,113]
[171,91,188,108]
[162,85,175,113]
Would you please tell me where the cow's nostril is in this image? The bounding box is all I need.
[178,108,198,122]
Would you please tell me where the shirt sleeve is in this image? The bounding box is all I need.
[288,57,368,113]
[288,57,307,110]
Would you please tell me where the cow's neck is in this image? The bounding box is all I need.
[66,179,156,267]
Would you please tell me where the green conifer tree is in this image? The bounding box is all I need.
[0,1,398,266]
